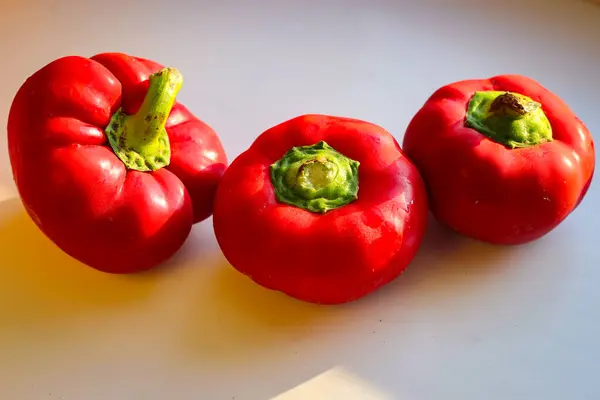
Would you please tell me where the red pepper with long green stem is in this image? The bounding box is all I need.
[7,53,228,273]
[403,74,595,245]
[213,114,428,305]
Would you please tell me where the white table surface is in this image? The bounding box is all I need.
[1,0,599,399]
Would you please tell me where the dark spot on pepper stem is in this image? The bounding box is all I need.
[110,118,120,131]
[297,160,315,176]
[297,157,328,176]
[489,92,540,116]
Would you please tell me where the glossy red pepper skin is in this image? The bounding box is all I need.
[7,53,228,273]
[213,114,428,305]
[403,74,595,245]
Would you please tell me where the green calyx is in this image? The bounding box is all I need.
[105,67,183,171]
[465,90,553,149]
[270,141,360,213]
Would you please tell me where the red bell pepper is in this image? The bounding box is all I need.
[403,74,595,245]
[7,53,228,273]
[212,114,428,304]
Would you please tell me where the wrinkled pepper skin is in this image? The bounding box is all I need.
[213,114,428,305]
[403,74,595,245]
[7,53,228,273]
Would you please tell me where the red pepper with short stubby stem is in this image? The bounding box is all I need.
[212,114,428,305]
[7,53,228,273]
[403,74,595,245]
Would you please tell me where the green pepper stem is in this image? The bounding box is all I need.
[133,68,182,140]
[270,141,359,213]
[105,67,182,171]
[465,90,552,149]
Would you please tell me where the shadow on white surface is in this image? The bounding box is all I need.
[351,211,573,329]
[175,256,336,364]
[387,214,510,295]
[0,198,163,330]
[170,214,521,365]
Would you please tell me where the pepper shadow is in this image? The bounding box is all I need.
[179,257,339,366]
[0,198,162,337]
[177,215,508,365]
[405,214,508,279]
[357,213,530,308]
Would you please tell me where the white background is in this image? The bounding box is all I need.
[1,0,599,399]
